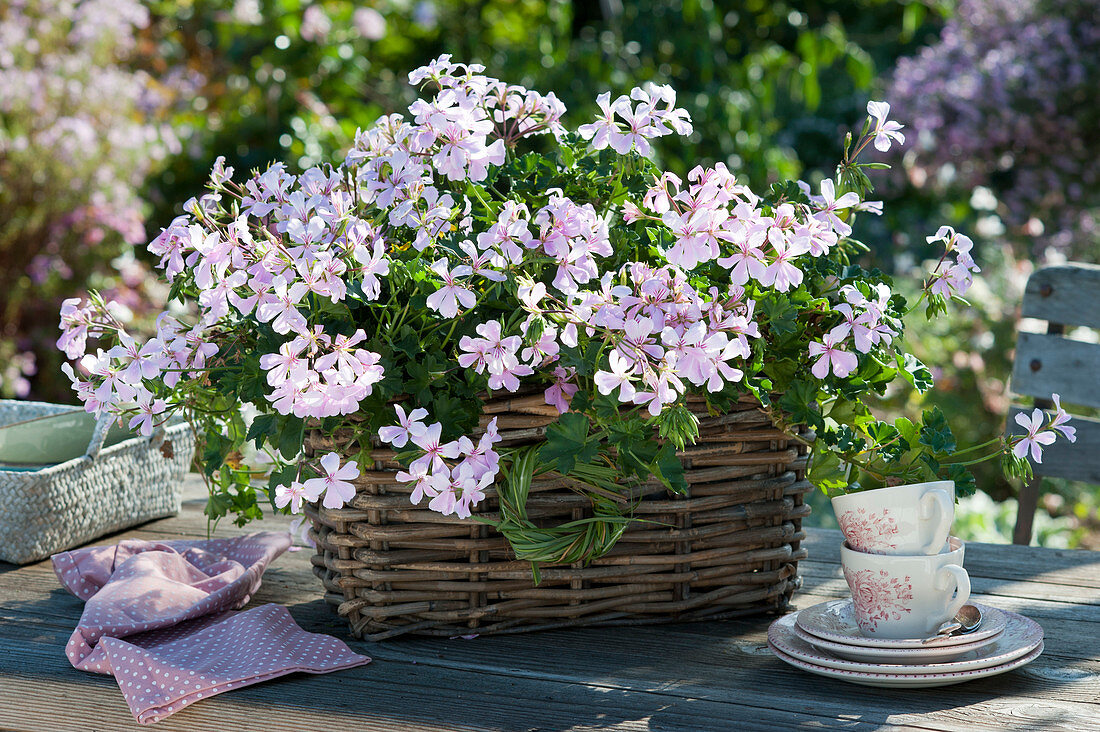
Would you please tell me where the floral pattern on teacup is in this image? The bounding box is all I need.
[838,507,900,553]
[843,567,913,632]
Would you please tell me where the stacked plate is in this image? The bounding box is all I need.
[768,599,1044,688]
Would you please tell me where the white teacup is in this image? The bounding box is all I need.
[832,481,954,555]
[841,536,970,639]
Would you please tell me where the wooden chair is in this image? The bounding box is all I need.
[1007,263,1100,544]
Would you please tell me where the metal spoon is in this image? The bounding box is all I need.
[921,604,983,644]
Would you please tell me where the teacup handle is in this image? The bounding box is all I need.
[936,563,971,620]
[919,488,953,554]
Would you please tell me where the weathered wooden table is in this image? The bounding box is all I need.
[2,475,1099,731]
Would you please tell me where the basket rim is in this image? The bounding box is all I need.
[0,408,193,477]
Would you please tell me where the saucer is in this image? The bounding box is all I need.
[792,621,1000,664]
[771,611,1042,673]
[796,599,1007,648]
[769,641,1043,688]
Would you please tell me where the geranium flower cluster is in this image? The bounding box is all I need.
[1012,395,1077,464]
[518,263,760,417]
[578,85,693,157]
[925,226,981,299]
[260,328,385,418]
[56,56,1073,538]
[378,408,503,519]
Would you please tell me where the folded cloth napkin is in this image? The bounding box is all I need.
[52,532,370,724]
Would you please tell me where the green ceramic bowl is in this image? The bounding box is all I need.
[0,410,134,468]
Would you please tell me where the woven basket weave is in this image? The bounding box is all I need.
[305,391,812,640]
[0,400,195,564]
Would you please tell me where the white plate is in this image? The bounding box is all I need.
[792,621,1000,664]
[796,599,1008,648]
[769,641,1044,688]
[771,611,1042,673]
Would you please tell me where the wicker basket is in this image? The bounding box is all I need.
[0,400,195,565]
[305,391,812,640]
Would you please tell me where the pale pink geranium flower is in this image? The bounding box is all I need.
[717,226,768,285]
[425,259,476,318]
[926,225,973,254]
[456,425,501,482]
[303,452,360,509]
[809,328,859,379]
[451,464,492,519]
[594,350,638,403]
[57,297,92,360]
[612,102,654,156]
[544,366,578,414]
[378,404,430,447]
[275,480,320,514]
[87,354,138,406]
[352,238,390,300]
[259,341,307,386]
[1049,394,1077,442]
[578,92,625,151]
[109,332,164,383]
[866,101,905,152]
[395,462,438,504]
[128,393,167,436]
[255,276,308,334]
[411,422,462,472]
[1013,409,1058,464]
[425,466,457,515]
[759,235,809,292]
[814,179,861,236]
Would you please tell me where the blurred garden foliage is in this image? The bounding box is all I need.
[886,0,1100,259]
[3,0,1097,543]
[145,0,949,231]
[0,0,178,399]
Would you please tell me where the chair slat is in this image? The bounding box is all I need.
[1011,332,1100,409]
[1006,406,1100,484]
[1021,264,1100,329]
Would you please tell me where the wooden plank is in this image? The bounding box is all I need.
[4,477,1100,730]
[7,549,1100,725]
[1011,332,1100,409]
[1006,406,1100,483]
[0,648,842,732]
[4,601,1099,732]
[0,623,943,732]
[1022,263,1100,329]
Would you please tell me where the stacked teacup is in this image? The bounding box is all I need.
[766,480,1046,687]
[831,480,968,639]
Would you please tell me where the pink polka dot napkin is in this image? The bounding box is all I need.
[52,532,371,724]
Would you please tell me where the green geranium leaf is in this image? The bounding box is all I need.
[653,443,687,494]
[779,380,823,431]
[946,463,977,498]
[832,424,865,453]
[919,407,956,455]
[760,294,799,336]
[278,417,305,460]
[808,449,848,493]
[540,413,598,475]
[246,414,278,450]
[897,353,934,393]
[866,421,907,462]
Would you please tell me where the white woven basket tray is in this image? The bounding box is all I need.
[0,400,195,564]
